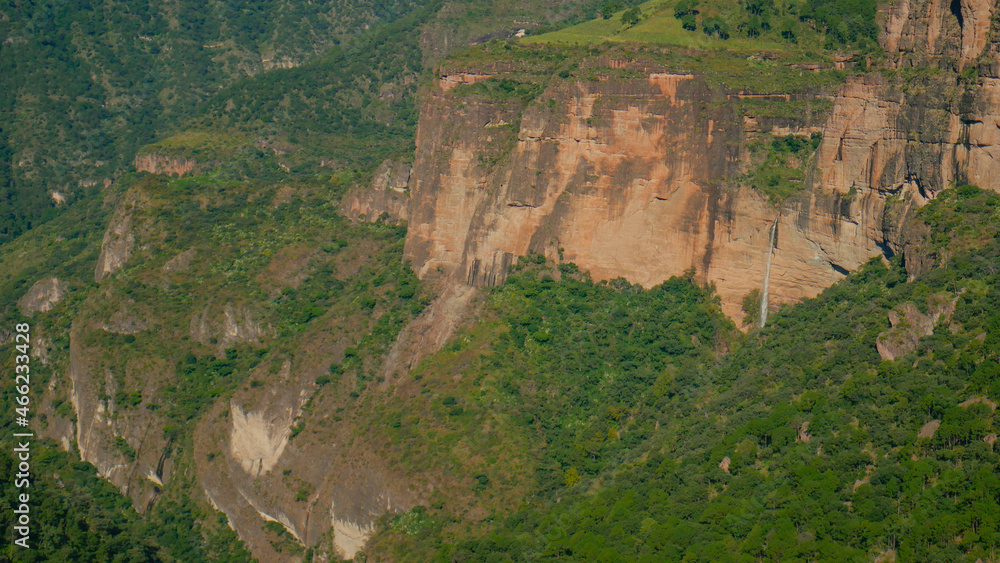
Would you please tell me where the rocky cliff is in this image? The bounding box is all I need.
[134,153,198,177]
[26,174,436,562]
[19,0,1000,560]
[341,158,412,223]
[391,0,1000,324]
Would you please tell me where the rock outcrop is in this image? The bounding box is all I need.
[101,302,150,335]
[228,401,294,476]
[341,158,411,223]
[17,277,66,316]
[134,153,197,176]
[194,352,416,561]
[402,66,892,321]
[162,249,196,272]
[66,323,175,513]
[95,195,137,282]
[398,1,1000,322]
[189,304,268,354]
[378,282,478,385]
[881,0,995,69]
[876,294,959,360]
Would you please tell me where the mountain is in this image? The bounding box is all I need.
[2,0,1000,561]
[349,0,1000,324]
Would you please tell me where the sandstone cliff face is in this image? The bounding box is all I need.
[341,158,411,223]
[402,1,1000,323]
[404,69,875,321]
[832,73,1000,202]
[882,0,995,69]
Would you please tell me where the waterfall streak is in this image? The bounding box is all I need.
[759,219,778,328]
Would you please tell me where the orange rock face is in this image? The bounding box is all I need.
[134,153,197,176]
[398,0,1000,323]
[403,71,873,322]
[389,0,1000,325]
[341,159,411,223]
[396,56,1000,319]
[882,0,995,69]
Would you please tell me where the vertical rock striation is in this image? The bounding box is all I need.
[400,0,1000,321]
[403,67,870,321]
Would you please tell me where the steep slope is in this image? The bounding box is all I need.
[5,0,1000,561]
[1,167,437,561]
[0,0,611,246]
[400,54,857,323]
[343,0,1000,325]
[0,0,439,245]
[1,2,642,561]
[362,189,1000,562]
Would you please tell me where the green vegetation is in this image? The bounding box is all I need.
[0,153,427,561]
[0,0,616,244]
[452,78,546,104]
[906,184,1000,268]
[528,0,881,52]
[738,96,833,119]
[0,0,434,245]
[365,186,1000,562]
[198,7,432,173]
[136,131,250,162]
[451,36,847,96]
[166,348,267,423]
[748,132,823,203]
[526,1,742,49]
[0,445,251,561]
[4,0,982,559]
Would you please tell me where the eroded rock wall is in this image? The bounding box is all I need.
[17,277,66,316]
[65,322,176,514]
[403,3,1000,322]
[882,0,995,69]
[193,343,418,562]
[134,153,197,176]
[341,158,411,223]
[95,194,138,283]
[404,69,875,321]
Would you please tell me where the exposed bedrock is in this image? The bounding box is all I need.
[401,22,1000,321]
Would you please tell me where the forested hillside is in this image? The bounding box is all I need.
[0,0,620,560]
[3,0,999,560]
[0,0,610,244]
[0,0,438,243]
[364,186,1000,562]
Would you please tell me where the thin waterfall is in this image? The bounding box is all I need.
[758,218,778,328]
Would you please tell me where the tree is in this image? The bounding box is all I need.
[680,13,696,30]
[674,0,699,19]
[601,1,624,19]
[621,7,642,27]
[744,0,773,17]
[779,16,797,41]
[740,14,764,37]
[702,16,731,39]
